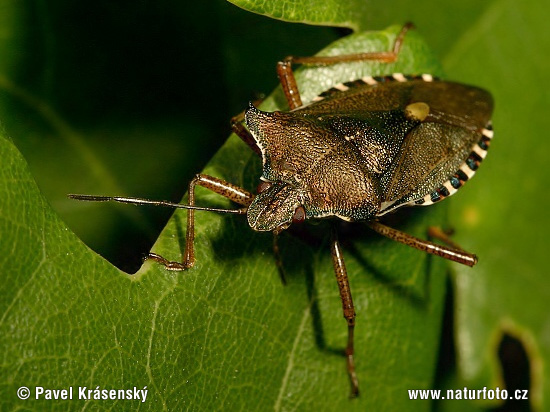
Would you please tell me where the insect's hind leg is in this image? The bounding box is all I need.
[146,174,254,270]
[367,221,478,267]
[330,226,360,397]
[277,22,414,110]
[427,226,463,251]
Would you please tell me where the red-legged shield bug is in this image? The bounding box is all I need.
[70,23,493,397]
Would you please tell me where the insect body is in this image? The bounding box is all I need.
[245,78,493,232]
[70,24,493,397]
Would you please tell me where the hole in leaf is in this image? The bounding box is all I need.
[491,334,531,412]
[434,283,532,412]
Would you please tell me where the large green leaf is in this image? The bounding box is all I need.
[1,0,547,411]
[0,18,451,410]
[228,0,501,54]
[231,1,550,410]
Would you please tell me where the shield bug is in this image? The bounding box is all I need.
[70,23,494,397]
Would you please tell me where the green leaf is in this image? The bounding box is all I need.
[1,21,449,410]
[439,1,550,411]
[227,0,372,31]
[3,0,547,411]
[227,0,504,53]
[232,1,550,410]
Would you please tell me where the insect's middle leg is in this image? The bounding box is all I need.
[147,174,253,270]
[330,226,359,397]
[277,22,414,110]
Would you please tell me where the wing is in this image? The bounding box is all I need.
[299,75,492,132]
[372,80,494,215]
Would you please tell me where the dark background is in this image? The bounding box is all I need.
[0,0,341,272]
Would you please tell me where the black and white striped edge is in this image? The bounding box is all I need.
[378,121,494,216]
[410,122,493,208]
[310,73,438,103]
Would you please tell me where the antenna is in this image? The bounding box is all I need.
[68,194,247,214]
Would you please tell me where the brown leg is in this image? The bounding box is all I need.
[367,221,478,267]
[230,118,261,157]
[276,61,304,110]
[330,226,359,397]
[230,107,263,157]
[146,174,255,270]
[277,22,414,109]
[427,226,463,250]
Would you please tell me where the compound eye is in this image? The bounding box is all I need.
[292,206,306,224]
[256,181,272,194]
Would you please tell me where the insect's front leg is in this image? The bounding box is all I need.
[147,174,254,270]
[230,104,263,157]
[330,226,359,397]
[276,22,414,110]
